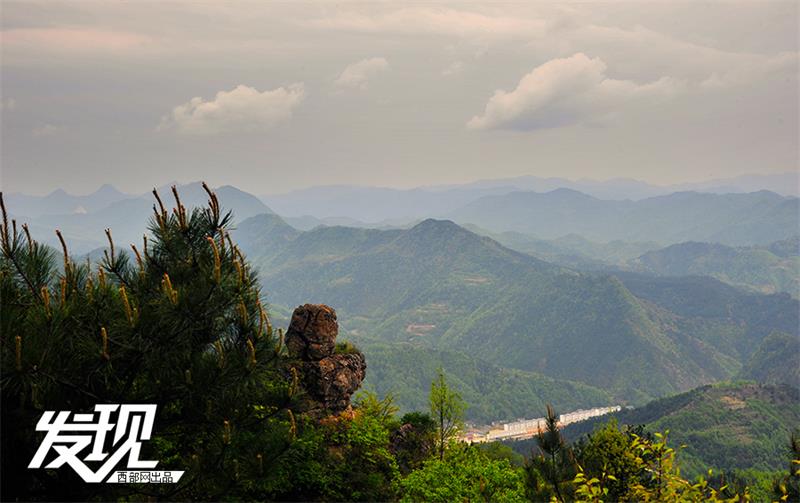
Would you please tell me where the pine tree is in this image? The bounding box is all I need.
[524,404,576,502]
[1,185,297,501]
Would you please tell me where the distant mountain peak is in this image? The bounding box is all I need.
[94,183,122,195]
[47,188,68,197]
[411,218,462,231]
[545,187,595,198]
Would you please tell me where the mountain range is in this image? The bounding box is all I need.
[233,214,799,409]
[5,180,797,422]
[449,189,798,245]
[262,172,799,221]
[465,230,798,297]
[6,175,797,255]
[629,239,799,297]
[6,183,273,254]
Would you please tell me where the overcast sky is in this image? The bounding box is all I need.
[1,1,797,195]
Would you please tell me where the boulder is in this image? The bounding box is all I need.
[286,304,338,360]
[304,353,367,413]
[286,304,366,415]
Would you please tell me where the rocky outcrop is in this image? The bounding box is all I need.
[286,304,366,416]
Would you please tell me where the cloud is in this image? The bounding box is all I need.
[535,22,798,89]
[334,57,389,89]
[305,7,547,39]
[158,84,305,135]
[32,124,60,137]
[467,53,684,131]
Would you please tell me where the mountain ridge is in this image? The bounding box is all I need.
[236,214,798,405]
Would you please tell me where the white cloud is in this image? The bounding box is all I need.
[441,61,464,77]
[536,23,798,89]
[334,57,389,90]
[468,53,684,131]
[32,124,60,137]
[158,84,305,135]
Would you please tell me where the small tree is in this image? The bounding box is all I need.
[429,368,466,460]
[573,419,641,500]
[574,429,749,502]
[394,411,438,473]
[524,404,576,502]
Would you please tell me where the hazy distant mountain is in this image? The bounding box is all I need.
[462,224,661,269]
[262,185,516,222]
[437,172,799,199]
[462,227,799,296]
[260,172,798,223]
[449,189,798,245]
[672,172,799,196]
[9,183,274,254]
[5,184,131,218]
[630,239,799,297]
[237,215,798,404]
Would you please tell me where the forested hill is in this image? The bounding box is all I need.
[562,382,800,476]
[629,239,799,297]
[737,332,800,386]
[233,214,799,406]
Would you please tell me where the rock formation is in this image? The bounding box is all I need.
[286,304,366,416]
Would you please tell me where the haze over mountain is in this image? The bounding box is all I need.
[233,213,799,408]
[262,172,799,222]
[7,183,273,254]
[5,184,132,218]
[467,230,799,298]
[449,189,798,245]
[9,174,795,257]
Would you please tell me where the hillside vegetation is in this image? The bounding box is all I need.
[631,239,799,297]
[738,332,800,386]
[563,382,800,476]
[235,214,799,407]
[356,341,613,423]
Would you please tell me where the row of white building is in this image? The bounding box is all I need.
[463,405,622,443]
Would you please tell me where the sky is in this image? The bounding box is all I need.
[1,1,798,196]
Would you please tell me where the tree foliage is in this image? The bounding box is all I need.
[398,444,525,503]
[1,187,296,500]
[429,368,466,461]
[524,404,576,502]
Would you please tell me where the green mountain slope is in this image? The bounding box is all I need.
[631,240,799,297]
[353,340,614,424]
[563,382,800,476]
[738,332,800,386]
[238,215,799,407]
